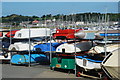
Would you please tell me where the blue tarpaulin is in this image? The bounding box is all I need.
[33,42,65,52]
[11,54,48,64]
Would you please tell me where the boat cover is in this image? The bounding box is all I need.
[11,54,48,64]
[33,42,65,52]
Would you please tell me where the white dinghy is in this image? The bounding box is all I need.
[90,44,119,53]
[75,44,119,78]
[8,42,35,51]
[56,41,93,53]
[8,37,45,51]
[76,44,119,70]
[14,28,51,39]
[8,28,51,51]
[101,48,120,79]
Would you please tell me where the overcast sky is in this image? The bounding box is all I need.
[1,0,120,2]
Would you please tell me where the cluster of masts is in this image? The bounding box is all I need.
[15,13,119,30]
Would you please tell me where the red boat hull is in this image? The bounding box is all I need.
[5,30,19,38]
[53,29,83,39]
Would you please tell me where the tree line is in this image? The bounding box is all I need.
[1,13,120,23]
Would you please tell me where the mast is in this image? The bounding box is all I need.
[49,15,52,64]
[72,13,74,28]
[28,18,31,67]
[45,16,47,42]
[104,8,108,57]
[75,15,77,77]
[10,25,12,65]
[73,13,77,77]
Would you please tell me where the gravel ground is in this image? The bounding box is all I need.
[2,64,92,79]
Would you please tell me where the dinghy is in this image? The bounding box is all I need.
[56,41,93,53]
[11,54,48,65]
[75,43,119,78]
[33,42,65,52]
[76,54,104,70]
[76,44,118,69]
[8,42,35,51]
[75,44,119,70]
[5,30,19,38]
[101,48,120,79]
[53,29,82,39]
[75,30,120,40]
[75,49,105,78]
[95,30,120,39]
[89,44,119,54]
[14,28,51,39]
[74,30,96,39]
[8,37,45,51]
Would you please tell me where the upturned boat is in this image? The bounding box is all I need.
[101,48,120,79]
[53,29,82,39]
[14,28,51,39]
[32,42,65,52]
[95,30,120,39]
[56,41,93,53]
[11,54,49,65]
[5,30,19,38]
[75,43,119,78]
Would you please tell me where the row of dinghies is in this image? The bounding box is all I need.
[8,41,120,79]
[1,28,120,79]
[50,41,120,79]
[4,28,120,40]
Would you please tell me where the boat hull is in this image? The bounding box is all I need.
[95,30,120,39]
[50,57,75,69]
[89,44,119,53]
[76,56,102,70]
[101,48,120,79]
[14,28,51,39]
[33,42,65,52]
[53,29,81,39]
[11,54,48,64]
[56,41,93,53]
[9,42,34,51]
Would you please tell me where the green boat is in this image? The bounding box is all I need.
[50,57,75,70]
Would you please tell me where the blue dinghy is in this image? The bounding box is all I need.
[100,33,120,36]
[11,54,48,65]
[33,42,65,52]
[95,30,120,39]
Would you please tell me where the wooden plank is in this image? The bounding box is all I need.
[79,72,100,79]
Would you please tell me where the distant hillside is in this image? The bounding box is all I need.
[2,14,39,23]
[2,13,120,23]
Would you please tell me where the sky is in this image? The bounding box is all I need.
[1,0,120,2]
[1,2,119,17]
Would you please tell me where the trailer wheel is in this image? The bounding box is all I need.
[50,67,54,71]
[76,72,81,77]
[4,53,8,58]
[76,65,82,77]
[50,67,53,70]
[103,77,108,80]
